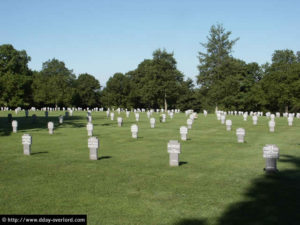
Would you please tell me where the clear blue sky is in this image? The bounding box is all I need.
[1,0,299,86]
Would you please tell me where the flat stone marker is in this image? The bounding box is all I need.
[150,117,155,128]
[131,124,138,138]
[48,122,54,134]
[22,134,32,155]
[88,137,99,160]
[225,119,232,131]
[12,120,18,133]
[236,128,245,143]
[87,122,93,136]
[117,117,123,127]
[167,140,181,166]
[263,144,279,172]
[269,120,275,132]
[180,126,188,141]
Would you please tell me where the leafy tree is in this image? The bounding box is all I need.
[101,73,131,108]
[197,24,239,110]
[261,50,300,112]
[32,59,75,107]
[0,44,32,107]
[127,49,184,110]
[74,73,101,108]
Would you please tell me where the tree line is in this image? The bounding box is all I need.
[1,24,300,112]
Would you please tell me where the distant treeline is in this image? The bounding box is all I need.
[1,24,300,112]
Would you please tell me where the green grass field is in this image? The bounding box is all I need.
[0,111,300,225]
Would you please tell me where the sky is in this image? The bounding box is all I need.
[1,0,300,86]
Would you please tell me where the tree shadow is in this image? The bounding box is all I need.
[0,115,85,136]
[98,156,112,160]
[173,218,207,225]
[217,154,300,225]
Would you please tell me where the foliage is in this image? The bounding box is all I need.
[0,44,32,107]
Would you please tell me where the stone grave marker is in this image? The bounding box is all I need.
[225,120,232,131]
[12,120,18,133]
[88,137,99,160]
[131,124,138,138]
[22,134,32,155]
[252,115,258,125]
[167,140,181,166]
[288,116,293,126]
[263,144,279,172]
[236,128,245,143]
[187,118,193,129]
[59,116,63,124]
[117,117,123,127]
[269,120,275,132]
[180,126,188,141]
[48,122,54,134]
[87,122,93,136]
[150,117,155,128]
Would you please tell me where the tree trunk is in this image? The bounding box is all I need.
[285,105,288,113]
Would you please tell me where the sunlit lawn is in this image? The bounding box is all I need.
[0,110,299,225]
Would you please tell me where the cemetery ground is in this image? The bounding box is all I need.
[0,111,300,225]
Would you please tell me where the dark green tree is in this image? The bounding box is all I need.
[127,49,184,110]
[101,73,131,108]
[32,59,75,107]
[261,50,300,112]
[197,24,239,110]
[0,44,32,107]
[74,73,101,107]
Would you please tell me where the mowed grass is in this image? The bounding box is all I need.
[0,111,300,225]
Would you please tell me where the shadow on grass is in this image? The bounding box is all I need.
[179,161,188,166]
[173,219,207,225]
[31,151,48,155]
[98,156,112,160]
[217,154,300,225]
[0,115,85,136]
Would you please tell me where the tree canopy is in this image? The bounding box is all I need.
[1,24,300,113]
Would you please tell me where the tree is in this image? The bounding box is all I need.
[127,49,184,110]
[261,50,300,112]
[32,59,75,107]
[101,73,131,108]
[0,44,32,107]
[74,73,101,108]
[197,24,239,109]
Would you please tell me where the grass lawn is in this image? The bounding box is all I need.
[0,110,300,225]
